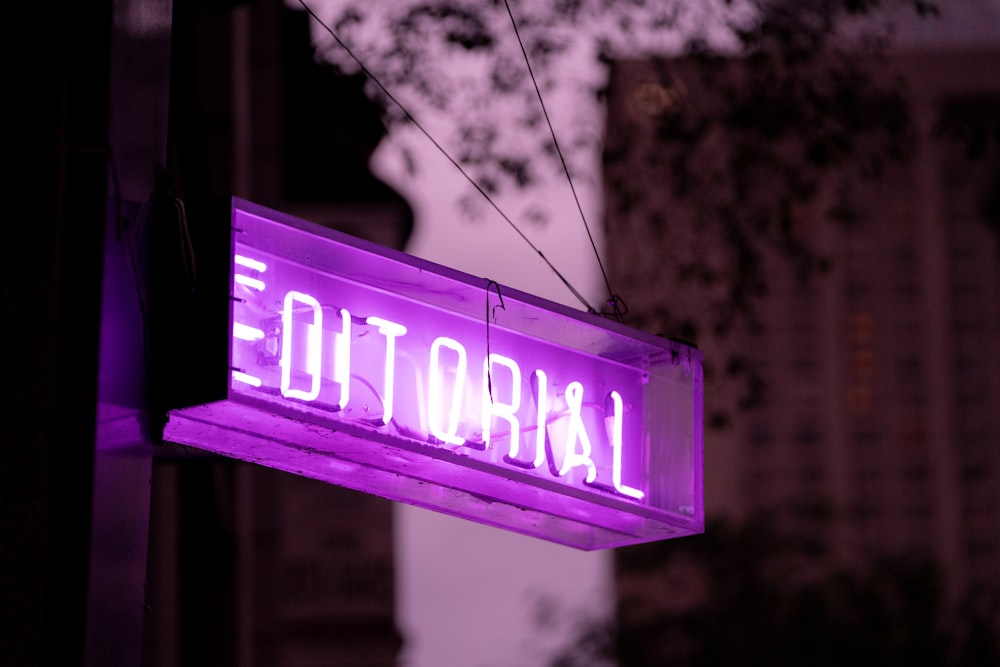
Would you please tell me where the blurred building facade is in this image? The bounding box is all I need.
[603,41,1000,596]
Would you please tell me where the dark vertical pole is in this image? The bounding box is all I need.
[0,1,172,665]
[86,1,174,666]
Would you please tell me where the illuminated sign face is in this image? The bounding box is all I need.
[164,199,703,549]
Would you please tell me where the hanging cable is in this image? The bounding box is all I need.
[485,279,505,402]
[501,0,626,322]
[296,0,599,315]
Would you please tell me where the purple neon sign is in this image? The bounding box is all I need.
[163,199,703,549]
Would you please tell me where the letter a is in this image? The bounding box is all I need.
[558,381,597,483]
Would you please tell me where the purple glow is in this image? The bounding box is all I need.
[280,290,322,402]
[608,390,644,500]
[234,254,266,272]
[428,337,468,447]
[233,322,264,341]
[163,199,704,549]
[365,316,407,425]
[231,370,262,387]
[335,308,352,410]
[558,381,598,483]
[483,354,521,453]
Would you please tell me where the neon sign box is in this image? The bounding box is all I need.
[163,199,703,549]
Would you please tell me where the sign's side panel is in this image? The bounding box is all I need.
[650,348,704,525]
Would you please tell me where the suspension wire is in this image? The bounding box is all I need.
[485,279,506,402]
[501,0,626,323]
[297,0,599,315]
